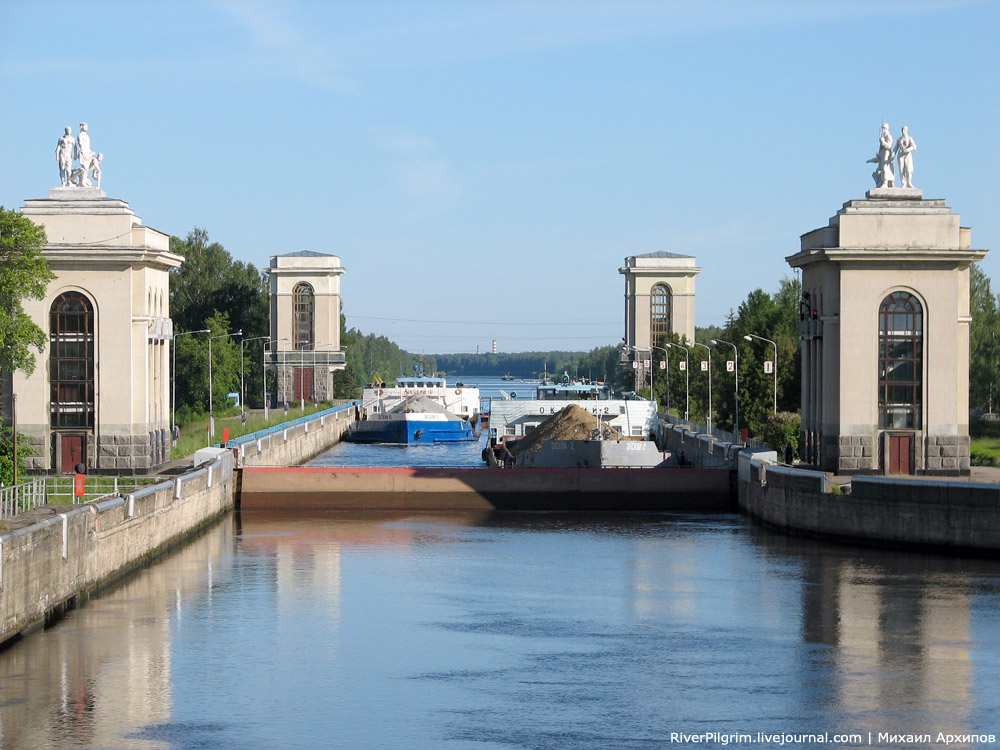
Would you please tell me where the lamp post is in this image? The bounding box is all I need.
[711,338,739,438]
[171,328,210,445]
[240,336,269,420]
[667,342,689,422]
[693,341,712,432]
[744,333,778,415]
[209,330,242,438]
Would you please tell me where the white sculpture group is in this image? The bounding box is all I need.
[868,123,916,189]
[55,122,103,188]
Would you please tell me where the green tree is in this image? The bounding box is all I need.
[173,312,242,416]
[970,264,999,412]
[169,228,268,340]
[707,276,802,437]
[1,207,53,484]
[1,208,53,377]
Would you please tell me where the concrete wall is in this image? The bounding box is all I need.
[233,406,354,468]
[737,452,1000,554]
[655,421,746,468]
[240,466,732,512]
[0,449,234,646]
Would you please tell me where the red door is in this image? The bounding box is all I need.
[293,367,314,401]
[889,435,912,475]
[60,435,84,474]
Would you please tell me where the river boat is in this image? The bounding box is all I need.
[501,373,515,381]
[487,380,658,444]
[361,375,480,422]
[347,394,478,444]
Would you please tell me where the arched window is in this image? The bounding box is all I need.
[293,282,314,350]
[50,292,95,428]
[878,291,922,429]
[650,283,673,347]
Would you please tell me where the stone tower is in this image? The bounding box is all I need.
[788,177,987,475]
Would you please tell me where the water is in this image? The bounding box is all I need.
[4,415,1000,749]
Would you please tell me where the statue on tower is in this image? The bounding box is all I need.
[894,125,917,189]
[55,126,76,187]
[867,123,895,188]
[55,122,103,188]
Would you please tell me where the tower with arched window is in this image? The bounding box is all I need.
[788,186,987,475]
[619,251,700,355]
[267,252,346,405]
[10,187,182,472]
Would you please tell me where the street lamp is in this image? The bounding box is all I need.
[667,342,689,422]
[711,338,739,438]
[209,330,242,438]
[692,341,712,431]
[744,334,778,415]
[171,328,210,445]
[240,336,269,419]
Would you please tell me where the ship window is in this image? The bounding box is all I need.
[293,282,314,350]
[878,291,922,429]
[650,283,673,347]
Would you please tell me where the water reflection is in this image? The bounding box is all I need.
[0,521,233,749]
[0,512,998,749]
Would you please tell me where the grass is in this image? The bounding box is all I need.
[971,436,1000,467]
[172,401,352,459]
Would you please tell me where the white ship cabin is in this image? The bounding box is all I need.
[361,376,480,419]
[489,382,657,441]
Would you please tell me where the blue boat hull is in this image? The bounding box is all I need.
[347,418,477,444]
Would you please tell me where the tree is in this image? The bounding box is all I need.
[705,276,802,437]
[169,228,268,340]
[0,207,53,377]
[1,207,53,484]
[970,264,999,413]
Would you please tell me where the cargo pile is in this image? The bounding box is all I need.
[511,404,620,456]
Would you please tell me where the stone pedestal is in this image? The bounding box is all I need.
[788,192,986,476]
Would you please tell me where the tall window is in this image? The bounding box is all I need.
[650,283,673,347]
[293,282,314,350]
[878,291,922,429]
[50,292,95,428]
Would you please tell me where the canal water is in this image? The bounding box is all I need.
[3,393,1000,748]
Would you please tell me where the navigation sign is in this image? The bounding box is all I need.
[726,361,735,372]
[659,361,666,370]
[679,361,686,371]
[700,361,708,371]
[764,361,774,374]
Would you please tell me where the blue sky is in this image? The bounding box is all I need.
[2,1,998,353]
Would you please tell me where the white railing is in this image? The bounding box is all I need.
[0,478,48,519]
[0,476,166,519]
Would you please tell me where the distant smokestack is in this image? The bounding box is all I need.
[492,339,498,354]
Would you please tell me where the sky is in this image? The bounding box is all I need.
[2,1,998,354]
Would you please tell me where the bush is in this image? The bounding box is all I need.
[760,411,801,454]
[970,444,1000,467]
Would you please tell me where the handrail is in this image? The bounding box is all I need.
[223,401,360,447]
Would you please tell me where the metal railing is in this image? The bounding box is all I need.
[1,476,166,520]
[1,478,48,519]
[222,401,360,447]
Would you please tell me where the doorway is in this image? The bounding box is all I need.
[888,434,912,475]
[59,434,85,474]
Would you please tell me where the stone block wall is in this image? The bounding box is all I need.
[837,434,876,472]
[924,435,971,473]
